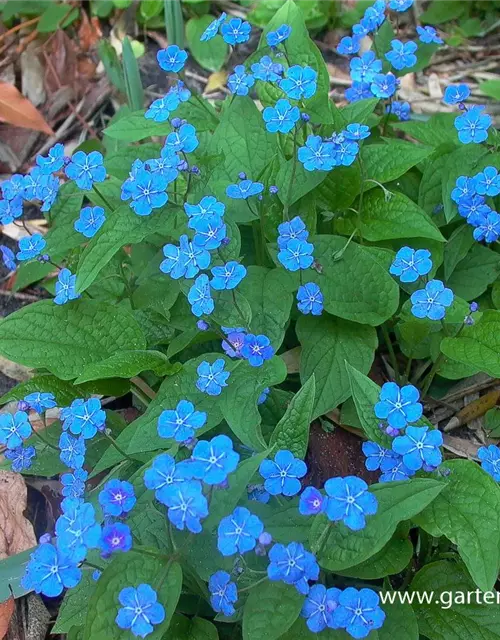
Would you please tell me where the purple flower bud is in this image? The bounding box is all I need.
[39,533,51,544]
[464,315,474,326]
[221,237,231,246]
[470,301,479,312]
[326,598,339,612]
[423,463,439,473]
[275,51,283,57]
[18,400,30,411]
[385,426,400,437]
[301,113,310,122]
[197,319,209,331]
[458,102,466,111]
[238,172,247,180]
[258,531,272,545]
[171,117,182,128]
[37,254,50,263]
[312,260,323,274]
[100,551,112,560]
[191,165,200,175]
[269,185,278,194]
[184,436,197,451]
[258,194,263,200]
[438,467,451,477]
[255,544,267,557]
[235,565,244,575]
[63,156,71,165]
[92,569,102,581]
[177,160,189,172]
[216,479,229,490]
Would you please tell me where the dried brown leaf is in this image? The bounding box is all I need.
[205,71,228,94]
[0,471,37,560]
[0,597,14,639]
[78,11,102,52]
[0,82,53,135]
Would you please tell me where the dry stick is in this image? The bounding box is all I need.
[0,16,40,43]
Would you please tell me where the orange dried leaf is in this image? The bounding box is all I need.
[0,82,53,135]
[0,597,14,639]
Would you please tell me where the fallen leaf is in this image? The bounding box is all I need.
[0,82,53,135]
[21,41,46,107]
[205,71,227,94]
[0,357,31,383]
[78,11,102,52]
[0,597,14,639]
[0,471,37,560]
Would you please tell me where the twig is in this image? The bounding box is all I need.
[0,16,40,43]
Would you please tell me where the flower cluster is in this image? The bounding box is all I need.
[451,167,500,243]
[444,83,492,144]
[298,123,368,173]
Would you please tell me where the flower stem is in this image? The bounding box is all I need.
[102,430,136,463]
[92,184,114,212]
[239,576,269,594]
[380,323,400,383]
[283,127,299,222]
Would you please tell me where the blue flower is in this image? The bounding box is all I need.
[370,72,397,98]
[263,99,300,134]
[267,24,291,47]
[343,123,370,141]
[337,36,361,55]
[158,399,206,443]
[157,45,188,73]
[116,584,165,638]
[228,65,255,96]
[278,216,309,249]
[170,80,191,102]
[16,233,46,261]
[217,506,264,556]
[298,135,336,172]
[145,92,180,122]
[472,210,500,244]
[299,486,324,515]
[0,411,31,449]
[451,176,475,203]
[190,434,239,485]
[59,432,86,469]
[210,261,246,290]
[128,169,169,216]
[385,39,417,70]
[258,387,270,405]
[22,543,81,597]
[62,397,106,439]
[165,123,199,153]
[64,151,106,190]
[301,584,341,633]
[192,214,226,250]
[362,441,393,471]
[241,333,274,367]
[379,454,414,482]
[259,449,307,496]
[221,17,251,45]
[389,0,413,10]
[251,55,283,82]
[389,100,411,121]
[473,166,500,196]
[162,479,209,533]
[61,468,88,498]
[455,105,491,144]
[23,392,56,414]
[392,425,443,471]
[443,83,470,105]
[100,522,132,555]
[144,453,192,504]
[226,179,264,199]
[0,245,16,271]
[267,542,319,595]
[188,274,214,317]
[99,479,136,517]
[209,571,238,616]
[410,279,454,320]
[280,65,317,100]
[37,174,60,212]
[374,382,423,429]
[345,81,372,103]
[36,143,65,174]
[333,588,386,639]
[185,195,225,220]
[324,476,378,531]
[278,238,314,271]
[56,500,101,561]
[478,444,500,481]
[121,160,144,201]
[222,330,246,358]
[23,168,46,201]
[54,269,80,305]
[350,51,382,83]
[332,139,359,166]
[5,445,36,472]
[160,234,211,280]
[297,282,323,315]
[196,359,230,395]
[1,174,24,200]
[389,247,432,283]
[248,483,270,503]
[0,196,23,225]
[74,205,106,238]
[201,12,226,41]
[417,25,443,44]
[457,195,490,222]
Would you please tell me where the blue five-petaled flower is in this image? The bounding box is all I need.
[157,45,188,73]
[64,151,106,191]
[259,449,307,496]
[116,584,165,638]
[389,247,432,283]
[217,506,264,556]
[196,359,230,395]
[324,476,378,531]
[375,382,423,430]
[410,279,454,320]
[157,399,206,443]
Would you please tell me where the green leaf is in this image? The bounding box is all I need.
[332,98,379,130]
[358,190,445,242]
[269,375,316,457]
[186,15,228,71]
[442,144,489,222]
[479,79,500,101]
[335,534,413,580]
[421,0,465,23]
[122,36,144,111]
[361,140,434,186]
[169,615,219,640]
[75,350,180,383]
[204,449,270,530]
[276,157,328,207]
[443,224,475,280]
[238,266,294,349]
[391,114,458,147]
[447,244,500,301]
[410,560,500,640]
[84,552,182,639]
[441,310,500,377]
[418,147,453,216]
[105,143,161,180]
[315,165,361,213]
[38,3,79,32]
[378,599,418,640]
[309,479,444,571]
[0,547,35,601]
[53,572,95,633]
[280,619,372,639]
[307,236,399,326]
[76,204,181,293]
[247,500,312,544]
[0,300,145,380]
[220,356,288,450]
[413,459,500,591]
[296,314,377,420]
[103,110,170,141]
[242,580,303,640]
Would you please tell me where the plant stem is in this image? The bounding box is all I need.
[102,431,136,463]
[380,323,400,382]
[239,576,269,594]
[356,156,366,244]
[283,128,299,222]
